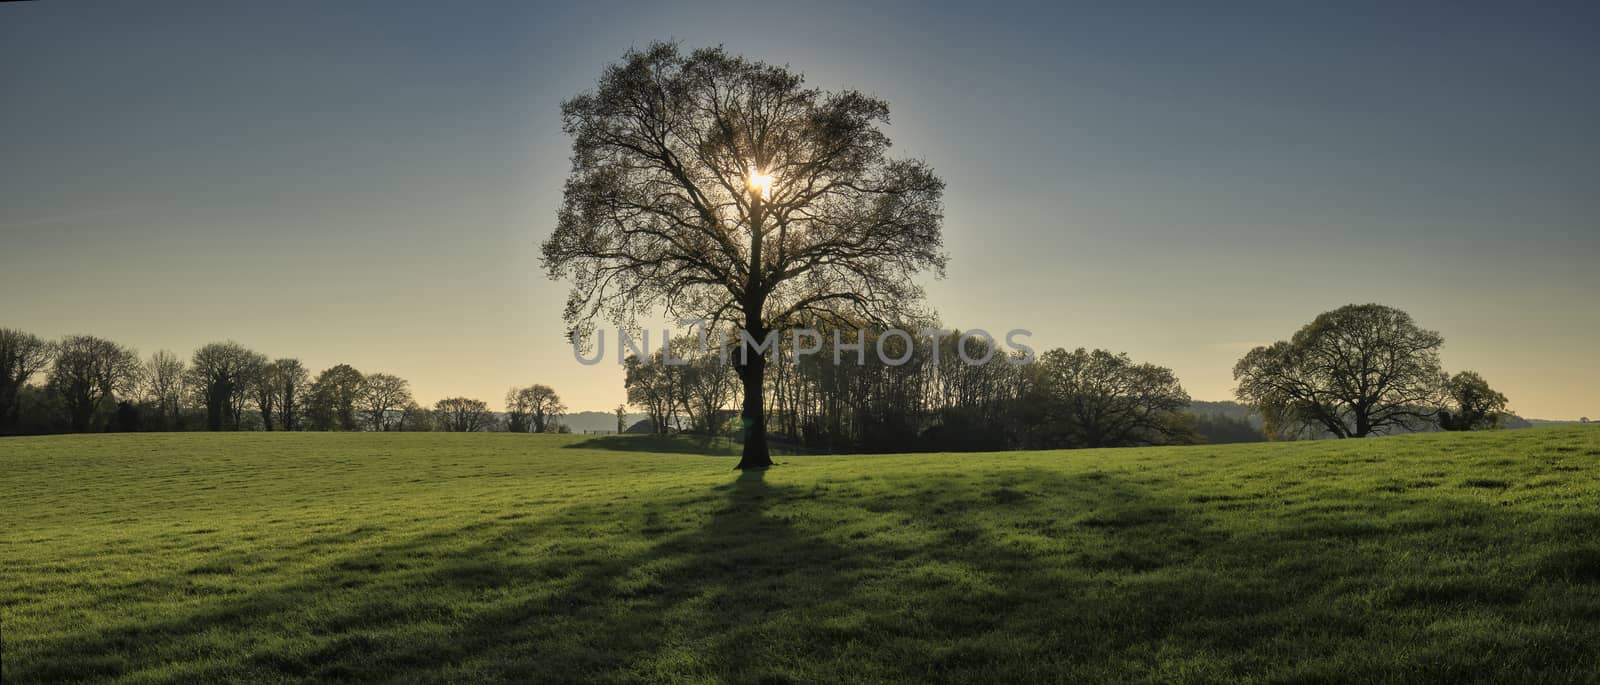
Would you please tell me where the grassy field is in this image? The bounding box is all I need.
[3,428,1599,684]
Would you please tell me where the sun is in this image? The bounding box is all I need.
[746,166,773,200]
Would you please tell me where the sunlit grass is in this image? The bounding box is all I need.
[3,428,1599,683]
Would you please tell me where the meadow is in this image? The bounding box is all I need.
[3,427,1599,684]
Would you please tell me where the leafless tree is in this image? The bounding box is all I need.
[544,42,946,468]
[435,397,494,432]
[253,358,309,431]
[624,353,678,434]
[357,373,412,432]
[188,342,265,431]
[682,341,737,435]
[140,350,186,430]
[1,328,55,431]
[1235,304,1445,438]
[49,334,139,432]
[507,384,567,433]
[398,402,434,431]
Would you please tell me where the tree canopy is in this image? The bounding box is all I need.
[544,42,945,467]
[1234,304,1444,438]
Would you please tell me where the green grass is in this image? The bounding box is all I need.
[3,428,1600,684]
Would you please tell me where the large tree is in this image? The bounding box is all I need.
[506,384,567,433]
[188,342,265,431]
[1234,304,1444,439]
[0,328,55,432]
[49,334,139,432]
[434,397,494,432]
[357,373,412,432]
[140,350,186,430]
[543,43,946,468]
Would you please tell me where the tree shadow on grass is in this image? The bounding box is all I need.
[562,434,742,456]
[11,467,1600,683]
[562,434,811,457]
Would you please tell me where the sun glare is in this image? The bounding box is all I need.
[746,166,773,200]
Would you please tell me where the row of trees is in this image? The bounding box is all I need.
[2,304,1524,445]
[616,304,1523,451]
[621,326,1195,452]
[0,329,568,436]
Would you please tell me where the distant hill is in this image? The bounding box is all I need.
[561,410,649,434]
[1187,400,1262,425]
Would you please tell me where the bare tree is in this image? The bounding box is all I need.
[250,358,308,431]
[624,354,676,434]
[544,43,946,468]
[682,341,737,434]
[140,350,185,430]
[255,360,280,431]
[507,384,567,433]
[504,387,532,432]
[1235,304,1444,438]
[49,334,139,432]
[188,342,265,431]
[398,402,434,431]
[357,373,412,431]
[435,397,494,432]
[1,328,55,432]
[270,359,310,431]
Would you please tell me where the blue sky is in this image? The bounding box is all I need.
[2,1,1596,417]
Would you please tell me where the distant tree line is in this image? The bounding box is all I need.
[619,304,1521,451]
[621,324,1198,452]
[3,303,1522,447]
[0,329,568,436]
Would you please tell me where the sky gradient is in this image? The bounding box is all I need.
[3,1,1596,419]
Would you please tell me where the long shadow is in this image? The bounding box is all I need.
[561,434,741,456]
[562,434,812,457]
[11,465,1600,682]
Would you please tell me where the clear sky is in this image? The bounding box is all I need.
[2,1,1596,419]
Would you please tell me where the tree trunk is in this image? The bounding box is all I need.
[737,353,772,469]
[736,188,773,469]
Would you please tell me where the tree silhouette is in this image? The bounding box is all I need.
[1437,371,1508,431]
[1234,304,1444,438]
[544,42,946,468]
[435,397,494,432]
[308,364,364,431]
[187,342,264,431]
[357,373,412,432]
[49,335,138,432]
[1028,348,1192,448]
[140,350,186,430]
[507,384,567,433]
[0,328,54,432]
